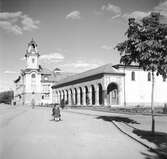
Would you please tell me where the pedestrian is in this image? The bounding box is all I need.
[31,99,35,109]
[52,104,61,121]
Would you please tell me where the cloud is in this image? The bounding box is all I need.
[22,15,40,31]
[101,45,113,50]
[0,11,40,35]
[0,21,22,35]
[122,1,167,22]
[61,60,102,73]
[122,11,150,20]
[101,3,121,15]
[4,70,17,74]
[40,52,64,62]
[65,11,81,20]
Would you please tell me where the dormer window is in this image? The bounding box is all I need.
[131,71,135,81]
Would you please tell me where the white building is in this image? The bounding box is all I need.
[52,63,167,107]
[14,39,72,105]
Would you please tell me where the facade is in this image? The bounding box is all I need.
[14,39,72,105]
[52,64,167,107]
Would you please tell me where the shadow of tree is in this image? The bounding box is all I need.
[96,115,140,124]
[133,129,167,159]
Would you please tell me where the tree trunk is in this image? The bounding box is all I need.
[151,71,155,134]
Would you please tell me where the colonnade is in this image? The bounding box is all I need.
[53,82,120,106]
[53,83,103,106]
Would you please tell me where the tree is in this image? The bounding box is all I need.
[115,12,167,133]
[0,90,14,104]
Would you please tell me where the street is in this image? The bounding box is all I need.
[0,105,155,159]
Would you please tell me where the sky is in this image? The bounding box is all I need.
[0,0,166,92]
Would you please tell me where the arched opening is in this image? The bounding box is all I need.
[107,83,119,105]
[70,89,73,105]
[62,90,65,100]
[74,88,77,105]
[79,87,83,105]
[98,83,103,105]
[59,91,61,103]
[65,90,68,105]
[85,86,89,105]
[91,85,95,105]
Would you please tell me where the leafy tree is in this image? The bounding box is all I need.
[115,12,167,133]
[0,90,14,104]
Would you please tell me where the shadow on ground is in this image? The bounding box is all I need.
[133,129,167,159]
[96,115,140,124]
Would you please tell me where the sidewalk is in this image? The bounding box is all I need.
[65,108,167,158]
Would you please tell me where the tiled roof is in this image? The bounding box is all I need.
[52,63,124,88]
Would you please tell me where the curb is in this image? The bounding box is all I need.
[65,109,166,158]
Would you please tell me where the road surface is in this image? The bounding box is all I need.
[0,105,155,159]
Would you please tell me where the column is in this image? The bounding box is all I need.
[95,85,99,106]
[88,86,92,106]
[82,87,86,106]
[77,88,81,106]
[103,90,108,106]
[68,90,72,106]
[57,91,60,104]
[72,89,76,105]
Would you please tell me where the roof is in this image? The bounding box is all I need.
[21,68,40,74]
[14,76,21,83]
[113,64,140,69]
[52,63,125,89]
[40,67,52,75]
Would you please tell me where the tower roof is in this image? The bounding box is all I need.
[25,38,39,57]
[28,38,37,47]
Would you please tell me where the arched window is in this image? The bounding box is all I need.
[148,72,151,81]
[131,71,135,81]
[163,77,166,82]
[31,74,36,78]
[31,73,36,91]
[32,58,35,63]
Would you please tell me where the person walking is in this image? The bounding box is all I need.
[52,104,61,121]
[31,98,35,109]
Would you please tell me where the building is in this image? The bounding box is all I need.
[52,63,167,107]
[14,39,72,105]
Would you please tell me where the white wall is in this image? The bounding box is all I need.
[25,71,41,93]
[118,67,167,106]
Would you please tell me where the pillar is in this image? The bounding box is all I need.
[95,85,99,106]
[72,89,76,105]
[88,86,92,106]
[82,87,86,106]
[77,88,81,105]
[103,90,108,106]
[68,90,72,106]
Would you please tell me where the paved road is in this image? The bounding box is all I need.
[0,105,155,159]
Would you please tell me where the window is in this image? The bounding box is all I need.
[163,77,166,82]
[32,58,35,63]
[148,72,151,81]
[31,74,36,91]
[31,74,36,78]
[44,77,48,81]
[131,71,135,81]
